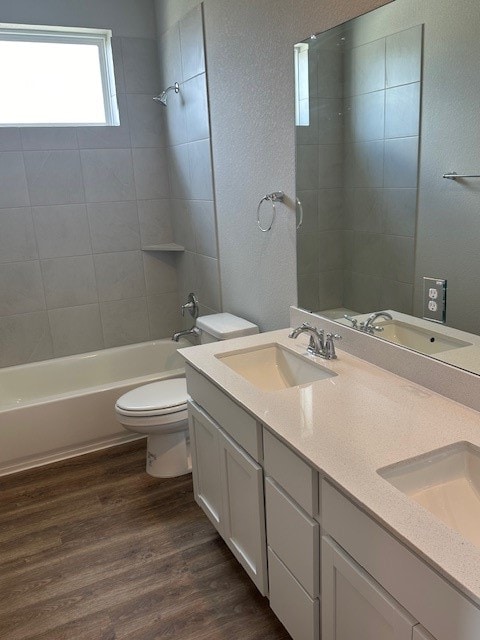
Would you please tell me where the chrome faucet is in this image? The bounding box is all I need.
[363,311,393,334]
[289,323,341,359]
[172,326,201,342]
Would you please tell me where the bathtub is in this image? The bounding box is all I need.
[0,338,189,476]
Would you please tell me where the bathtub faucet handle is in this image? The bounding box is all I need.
[181,293,199,319]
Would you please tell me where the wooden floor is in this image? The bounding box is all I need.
[0,441,290,640]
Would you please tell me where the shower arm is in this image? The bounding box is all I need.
[153,82,180,105]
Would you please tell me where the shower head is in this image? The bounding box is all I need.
[153,82,180,106]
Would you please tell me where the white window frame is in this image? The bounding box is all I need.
[0,23,120,127]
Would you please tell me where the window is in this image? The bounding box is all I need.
[294,42,310,127]
[0,23,120,127]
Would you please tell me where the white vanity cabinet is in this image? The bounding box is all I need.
[186,365,267,595]
[321,536,417,640]
[320,480,480,640]
[263,429,320,640]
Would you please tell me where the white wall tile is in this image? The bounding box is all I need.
[158,24,183,88]
[41,255,98,309]
[132,147,171,199]
[385,83,421,139]
[171,198,196,251]
[87,202,140,253]
[384,136,419,188]
[21,128,78,151]
[111,37,126,95]
[94,251,146,301]
[0,208,38,263]
[0,152,29,208]
[33,204,92,259]
[195,254,221,311]
[179,5,205,81]
[143,251,178,294]
[127,94,166,148]
[100,297,150,347]
[48,304,104,357]
[188,139,213,200]
[24,150,84,206]
[0,129,22,152]
[183,73,210,143]
[167,144,190,199]
[0,261,45,316]
[77,95,131,150]
[81,149,136,203]
[0,312,53,367]
[122,37,160,94]
[147,292,181,338]
[386,25,423,88]
[191,200,217,258]
[137,199,173,246]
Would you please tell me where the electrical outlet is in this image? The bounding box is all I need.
[423,277,447,323]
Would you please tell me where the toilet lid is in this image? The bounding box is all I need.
[116,378,187,415]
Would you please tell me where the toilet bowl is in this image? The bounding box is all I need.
[115,313,259,478]
[115,378,190,478]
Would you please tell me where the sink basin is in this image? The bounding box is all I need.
[216,343,336,391]
[376,320,471,355]
[379,443,480,549]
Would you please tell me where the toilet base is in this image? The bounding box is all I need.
[146,430,191,478]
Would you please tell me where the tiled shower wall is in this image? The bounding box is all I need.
[157,3,221,322]
[0,33,181,368]
[342,24,421,314]
[296,24,421,316]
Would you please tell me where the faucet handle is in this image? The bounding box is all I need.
[325,333,342,359]
[343,315,358,328]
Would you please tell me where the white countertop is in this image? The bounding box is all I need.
[180,329,480,606]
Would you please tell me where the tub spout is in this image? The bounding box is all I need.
[172,327,201,342]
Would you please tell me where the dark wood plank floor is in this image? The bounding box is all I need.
[0,441,290,640]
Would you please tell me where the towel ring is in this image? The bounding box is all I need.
[296,197,304,230]
[257,191,284,232]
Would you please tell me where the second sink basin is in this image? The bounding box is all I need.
[379,442,480,549]
[376,320,471,354]
[216,343,336,392]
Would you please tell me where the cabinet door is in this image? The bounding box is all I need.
[188,401,224,535]
[322,537,417,640]
[413,627,437,640]
[219,429,268,595]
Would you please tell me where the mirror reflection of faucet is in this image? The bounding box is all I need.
[344,311,393,335]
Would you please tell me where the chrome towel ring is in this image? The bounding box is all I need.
[257,191,284,232]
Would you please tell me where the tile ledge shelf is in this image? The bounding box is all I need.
[141,243,185,252]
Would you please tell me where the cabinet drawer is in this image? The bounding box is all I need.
[264,428,318,516]
[322,480,480,640]
[265,478,319,598]
[268,547,319,640]
[186,363,262,461]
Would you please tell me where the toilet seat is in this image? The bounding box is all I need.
[115,378,187,418]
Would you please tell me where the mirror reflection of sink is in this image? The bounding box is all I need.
[216,343,337,392]
[376,320,471,355]
[379,443,480,549]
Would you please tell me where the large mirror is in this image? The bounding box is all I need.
[295,0,480,375]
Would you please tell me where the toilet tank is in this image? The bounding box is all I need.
[196,313,259,344]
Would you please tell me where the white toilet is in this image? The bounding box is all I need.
[115,313,259,478]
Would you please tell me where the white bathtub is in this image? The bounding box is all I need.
[0,338,188,476]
